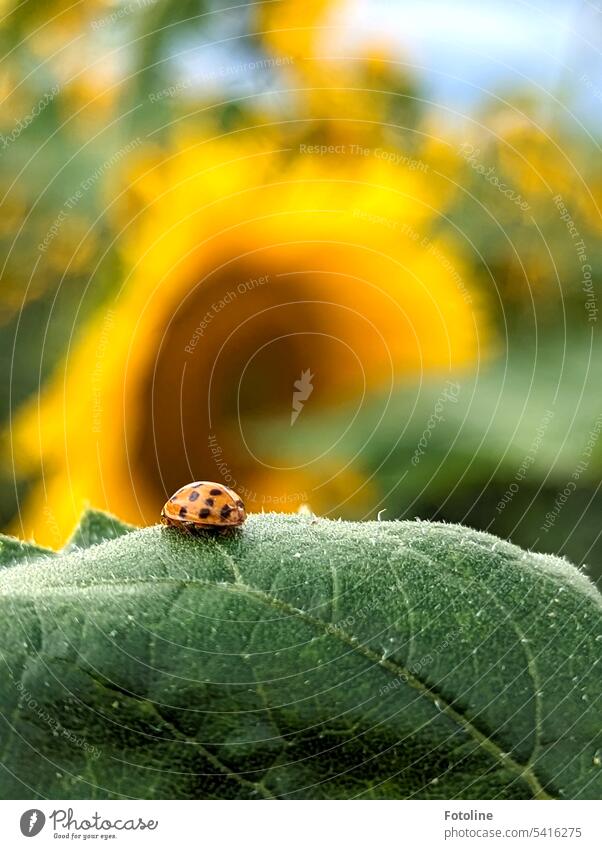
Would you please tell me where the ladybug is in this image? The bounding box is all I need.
[161,481,246,531]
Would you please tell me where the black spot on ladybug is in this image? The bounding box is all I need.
[220,505,233,519]
[189,491,200,502]
[178,506,188,518]
[205,497,215,506]
[210,488,222,496]
[199,508,211,519]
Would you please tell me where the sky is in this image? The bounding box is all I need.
[174,0,602,126]
[339,0,602,121]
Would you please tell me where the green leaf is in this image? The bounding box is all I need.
[0,535,55,569]
[63,508,137,552]
[0,513,600,800]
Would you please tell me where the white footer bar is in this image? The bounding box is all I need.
[0,800,599,848]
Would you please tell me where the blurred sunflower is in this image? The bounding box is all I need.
[9,126,484,545]
[258,0,338,60]
[257,0,422,148]
[456,106,602,313]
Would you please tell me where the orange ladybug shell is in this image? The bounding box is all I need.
[161,482,246,529]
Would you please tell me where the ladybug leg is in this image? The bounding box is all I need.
[178,522,199,539]
[217,525,240,537]
[183,523,216,538]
